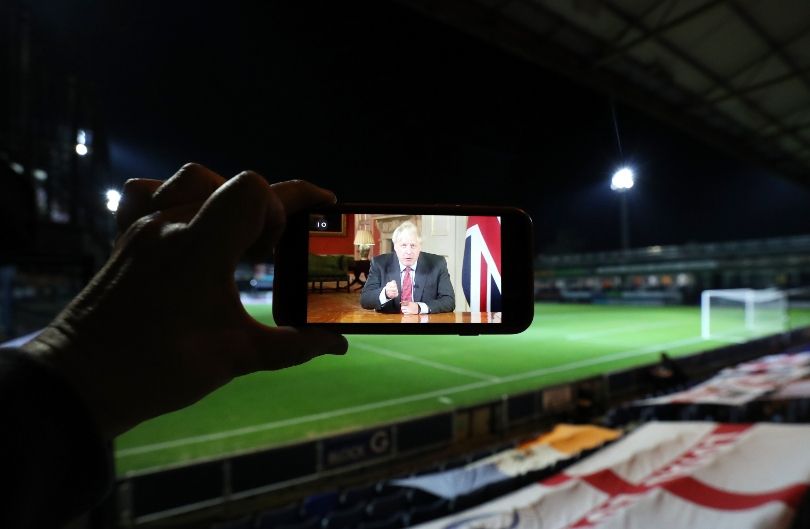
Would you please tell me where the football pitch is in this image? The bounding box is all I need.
[115,302,810,475]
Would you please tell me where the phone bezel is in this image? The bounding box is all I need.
[273,203,533,334]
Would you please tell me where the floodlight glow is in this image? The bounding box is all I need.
[106,189,121,212]
[611,167,634,191]
[33,169,48,181]
[75,143,89,156]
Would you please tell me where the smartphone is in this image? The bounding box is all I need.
[273,204,534,334]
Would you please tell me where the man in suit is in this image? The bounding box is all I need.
[360,221,455,314]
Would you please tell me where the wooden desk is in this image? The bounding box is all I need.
[313,311,501,324]
[307,292,501,324]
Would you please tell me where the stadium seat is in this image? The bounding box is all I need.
[411,461,446,476]
[464,447,496,464]
[275,515,321,529]
[405,488,440,508]
[321,501,367,529]
[210,515,253,529]
[365,489,408,519]
[301,491,339,518]
[407,498,450,525]
[339,483,378,506]
[357,512,407,529]
[256,502,302,529]
[485,478,517,500]
[452,487,491,512]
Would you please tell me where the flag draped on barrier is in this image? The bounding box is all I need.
[636,351,810,406]
[461,216,502,312]
[413,422,810,529]
[393,424,620,499]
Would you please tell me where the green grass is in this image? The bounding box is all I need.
[114,303,810,475]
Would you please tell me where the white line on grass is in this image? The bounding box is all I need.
[116,333,718,458]
[352,342,500,382]
[565,321,685,341]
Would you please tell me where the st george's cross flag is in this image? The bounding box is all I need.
[462,216,502,312]
[411,422,810,529]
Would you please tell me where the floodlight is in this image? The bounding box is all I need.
[106,189,121,212]
[610,167,634,191]
[76,143,89,156]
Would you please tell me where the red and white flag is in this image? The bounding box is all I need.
[636,351,810,406]
[413,422,810,529]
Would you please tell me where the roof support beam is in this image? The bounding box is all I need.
[595,0,726,66]
[728,0,810,94]
[598,0,810,154]
[696,23,810,102]
[707,65,810,105]
[395,0,810,184]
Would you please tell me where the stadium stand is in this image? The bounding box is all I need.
[275,516,320,529]
[300,491,339,519]
[255,502,301,529]
[209,515,252,529]
[321,501,367,529]
[125,328,810,529]
[356,512,409,529]
[337,483,380,508]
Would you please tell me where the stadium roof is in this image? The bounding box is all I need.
[399,0,810,185]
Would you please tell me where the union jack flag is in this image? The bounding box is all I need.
[462,216,502,312]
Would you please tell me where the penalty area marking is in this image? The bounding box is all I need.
[565,321,685,341]
[116,333,721,458]
[352,342,500,382]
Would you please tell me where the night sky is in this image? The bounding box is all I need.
[30,0,810,253]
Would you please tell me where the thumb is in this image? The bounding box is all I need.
[235,324,348,375]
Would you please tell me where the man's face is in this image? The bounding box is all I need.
[394,231,421,267]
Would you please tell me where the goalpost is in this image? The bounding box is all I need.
[701,288,788,340]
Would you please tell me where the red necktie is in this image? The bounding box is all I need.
[402,266,413,302]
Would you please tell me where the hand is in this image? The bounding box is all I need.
[385,280,399,299]
[22,163,348,439]
[401,301,420,315]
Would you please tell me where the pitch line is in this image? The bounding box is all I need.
[353,343,500,382]
[565,321,685,341]
[116,333,716,458]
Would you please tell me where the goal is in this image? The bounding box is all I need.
[701,288,788,340]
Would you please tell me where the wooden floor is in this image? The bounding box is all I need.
[307,292,501,323]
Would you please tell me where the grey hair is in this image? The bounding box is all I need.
[392,221,421,244]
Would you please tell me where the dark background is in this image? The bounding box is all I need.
[26,0,810,253]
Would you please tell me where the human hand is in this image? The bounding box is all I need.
[385,280,399,300]
[22,163,347,439]
[401,301,420,315]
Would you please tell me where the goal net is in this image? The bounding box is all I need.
[701,288,788,340]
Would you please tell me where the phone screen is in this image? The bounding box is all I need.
[306,212,503,325]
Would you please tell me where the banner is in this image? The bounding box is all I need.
[461,216,502,312]
[636,351,810,406]
[393,424,619,499]
[412,422,810,529]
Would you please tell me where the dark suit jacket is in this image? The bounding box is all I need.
[360,252,455,313]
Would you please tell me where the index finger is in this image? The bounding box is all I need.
[270,180,336,215]
[245,180,337,262]
[188,174,337,267]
